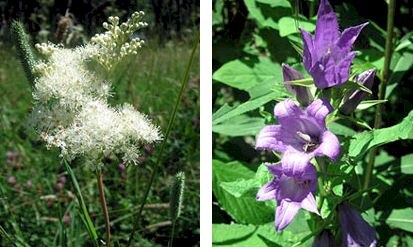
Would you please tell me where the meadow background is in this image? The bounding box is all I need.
[213,0,413,246]
[0,0,199,246]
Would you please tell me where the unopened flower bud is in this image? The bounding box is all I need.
[282,64,313,107]
[7,176,16,186]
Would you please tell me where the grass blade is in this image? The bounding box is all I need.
[63,160,99,247]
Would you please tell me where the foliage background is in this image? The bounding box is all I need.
[212,0,413,246]
[0,0,199,246]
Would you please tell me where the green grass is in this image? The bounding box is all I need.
[0,39,200,246]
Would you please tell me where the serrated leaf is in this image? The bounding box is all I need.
[212,160,274,224]
[327,122,357,136]
[220,179,260,198]
[386,208,413,232]
[213,59,258,90]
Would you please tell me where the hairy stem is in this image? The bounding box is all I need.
[126,35,198,246]
[168,221,176,247]
[97,170,111,247]
[364,0,396,190]
[315,158,327,211]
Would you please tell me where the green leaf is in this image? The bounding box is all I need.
[386,208,413,232]
[401,154,413,174]
[356,100,388,111]
[243,0,291,29]
[278,17,315,37]
[327,122,357,136]
[349,110,413,160]
[213,160,274,224]
[212,224,258,245]
[213,115,265,137]
[220,179,260,198]
[213,59,257,90]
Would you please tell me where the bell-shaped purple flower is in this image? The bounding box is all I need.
[282,64,313,106]
[257,163,319,232]
[312,230,338,247]
[339,69,376,115]
[338,202,377,247]
[301,0,368,89]
[256,99,340,176]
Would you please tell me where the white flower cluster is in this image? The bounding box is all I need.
[30,11,162,168]
[90,11,148,69]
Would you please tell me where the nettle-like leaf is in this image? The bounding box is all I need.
[243,0,291,30]
[349,110,413,160]
[212,160,274,224]
[401,154,413,175]
[278,16,315,37]
[386,208,413,233]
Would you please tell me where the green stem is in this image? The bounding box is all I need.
[168,221,176,247]
[97,170,111,247]
[309,0,317,18]
[315,158,327,210]
[126,36,198,246]
[364,0,396,190]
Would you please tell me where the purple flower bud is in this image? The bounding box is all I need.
[339,69,376,115]
[58,175,67,184]
[55,182,64,191]
[6,151,18,164]
[282,64,313,106]
[118,163,126,171]
[7,176,16,186]
[312,230,337,247]
[63,215,71,225]
[338,202,377,247]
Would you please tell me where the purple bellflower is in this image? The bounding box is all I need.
[339,69,376,115]
[256,99,340,176]
[282,64,313,107]
[312,230,338,247]
[257,163,319,232]
[338,202,377,247]
[301,0,368,89]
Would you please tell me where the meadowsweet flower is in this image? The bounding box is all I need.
[301,0,368,89]
[256,99,340,176]
[339,69,376,115]
[338,202,377,247]
[90,11,148,69]
[282,64,313,106]
[30,11,162,168]
[257,163,318,232]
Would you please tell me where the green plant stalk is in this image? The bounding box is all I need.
[10,21,36,86]
[168,221,176,247]
[309,0,317,18]
[315,158,327,210]
[97,170,111,247]
[126,36,198,246]
[63,160,99,247]
[363,0,396,190]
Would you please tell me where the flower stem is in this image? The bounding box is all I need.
[126,35,198,246]
[364,0,396,190]
[315,158,327,210]
[168,221,176,247]
[97,170,111,247]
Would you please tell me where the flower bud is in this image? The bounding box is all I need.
[7,176,17,186]
[282,64,313,107]
[312,230,337,247]
[339,69,376,115]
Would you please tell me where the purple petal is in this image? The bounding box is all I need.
[315,130,340,161]
[335,51,357,85]
[300,29,315,71]
[313,230,338,247]
[256,180,277,201]
[255,125,287,152]
[309,62,330,89]
[306,99,333,125]
[281,148,313,177]
[273,99,302,122]
[314,0,339,56]
[275,200,300,232]
[282,64,313,106]
[338,203,377,247]
[300,193,319,215]
[337,22,369,52]
[265,163,283,177]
